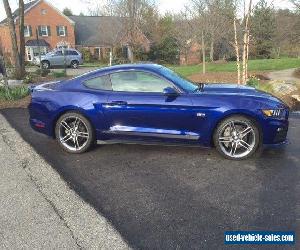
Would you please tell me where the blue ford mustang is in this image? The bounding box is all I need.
[29,64,289,160]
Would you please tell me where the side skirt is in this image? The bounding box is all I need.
[102,125,200,140]
[96,139,210,148]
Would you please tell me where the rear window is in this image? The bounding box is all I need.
[66,50,79,56]
[84,75,111,90]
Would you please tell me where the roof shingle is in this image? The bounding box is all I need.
[69,15,128,47]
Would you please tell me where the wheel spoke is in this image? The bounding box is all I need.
[239,140,251,151]
[230,121,237,133]
[74,118,80,129]
[61,134,72,143]
[240,126,252,138]
[75,137,80,149]
[219,136,231,143]
[77,131,89,138]
[229,142,238,156]
[61,121,71,131]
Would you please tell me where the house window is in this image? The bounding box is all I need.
[24,25,31,37]
[57,26,66,37]
[40,25,48,36]
[41,9,47,15]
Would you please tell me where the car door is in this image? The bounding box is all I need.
[65,50,76,65]
[102,70,199,141]
[51,50,64,66]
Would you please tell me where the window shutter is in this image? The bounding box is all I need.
[29,26,32,37]
[65,26,68,36]
[38,26,42,37]
[56,26,59,36]
[47,26,51,36]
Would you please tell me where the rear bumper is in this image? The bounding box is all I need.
[28,101,53,137]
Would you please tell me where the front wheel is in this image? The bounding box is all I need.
[213,116,261,160]
[41,61,50,69]
[55,112,94,154]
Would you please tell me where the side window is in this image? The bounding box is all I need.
[66,50,78,56]
[110,71,173,93]
[84,75,111,90]
[54,51,63,56]
[71,51,79,55]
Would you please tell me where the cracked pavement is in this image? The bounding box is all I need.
[0,113,130,250]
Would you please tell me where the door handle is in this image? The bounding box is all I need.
[108,101,128,106]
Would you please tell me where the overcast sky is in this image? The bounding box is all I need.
[0,0,295,21]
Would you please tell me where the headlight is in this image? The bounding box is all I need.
[262,109,284,118]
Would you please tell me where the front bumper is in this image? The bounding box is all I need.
[262,118,289,145]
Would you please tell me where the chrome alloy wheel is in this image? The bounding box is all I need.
[218,120,256,159]
[59,116,90,152]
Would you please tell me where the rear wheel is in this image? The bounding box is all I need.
[55,112,94,153]
[71,60,79,69]
[213,115,260,160]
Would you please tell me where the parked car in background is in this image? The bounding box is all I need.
[29,64,289,160]
[34,49,83,69]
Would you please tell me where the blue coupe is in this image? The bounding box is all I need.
[29,64,289,160]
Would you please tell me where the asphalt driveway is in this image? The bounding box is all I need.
[1,108,299,250]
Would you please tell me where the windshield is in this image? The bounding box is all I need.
[159,67,199,92]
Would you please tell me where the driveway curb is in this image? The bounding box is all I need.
[0,113,130,250]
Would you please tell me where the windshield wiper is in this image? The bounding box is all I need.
[193,83,205,92]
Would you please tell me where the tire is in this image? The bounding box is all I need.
[213,115,261,160]
[55,112,95,154]
[71,60,79,69]
[41,61,50,69]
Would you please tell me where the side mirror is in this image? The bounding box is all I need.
[163,87,179,96]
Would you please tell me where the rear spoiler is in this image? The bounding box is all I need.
[28,81,60,93]
[28,85,36,93]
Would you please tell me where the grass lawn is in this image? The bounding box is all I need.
[170,58,300,77]
[81,58,300,77]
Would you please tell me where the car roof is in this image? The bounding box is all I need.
[72,63,165,81]
[101,63,163,72]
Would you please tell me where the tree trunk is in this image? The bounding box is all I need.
[242,0,252,84]
[3,0,23,79]
[0,54,8,89]
[202,31,206,74]
[233,18,241,84]
[210,39,214,62]
[18,0,25,76]
[277,47,281,58]
[245,30,250,80]
[242,32,247,83]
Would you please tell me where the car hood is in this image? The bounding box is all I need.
[195,83,288,108]
[203,83,259,94]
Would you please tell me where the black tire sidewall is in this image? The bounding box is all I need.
[213,115,260,160]
[55,112,95,154]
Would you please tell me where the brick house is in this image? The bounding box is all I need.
[0,0,75,63]
[69,15,151,63]
[180,42,202,65]
[0,0,150,63]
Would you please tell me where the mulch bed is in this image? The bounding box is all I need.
[0,95,31,109]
